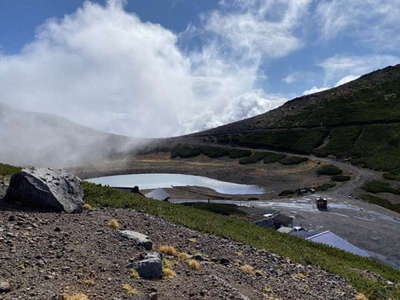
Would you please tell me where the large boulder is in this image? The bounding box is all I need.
[5,167,84,213]
[128,252,163,279]
[120,230,153,250]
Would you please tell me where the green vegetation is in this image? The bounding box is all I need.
[83,181,400,299]
[317,164,343,176]
[181,202,246,216]
[198,145,228,158]
[383,170,400,181]
[315,183,336,192]
[239,152,266,164]
[230,128,328,154]
[279,156,308,165]
[0,163,21,176]
[227,149,252,159]
[362,180,400,194]
[171,145,201,158]
[314,126,362,158]
[171,144,251,160]
[361,194,400,214]
[331,175,351,182]
[278,190,295,197]
[263,152,286,164]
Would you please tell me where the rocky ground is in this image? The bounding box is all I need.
[0,204,357,300]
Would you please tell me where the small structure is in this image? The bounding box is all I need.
[145,188,170,201]
[291,230,370,257]
[316,197,328,210]
[255,209,293,229]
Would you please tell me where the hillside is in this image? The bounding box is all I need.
[0,103,147,167]
[187,65,400,171]
[1,164,399,299]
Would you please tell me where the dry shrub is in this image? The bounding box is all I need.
[187,259,201,270]
[83,203,93,210]
[82,279,95,286]
[355,293,369,300]
[163,267,177,279]
[159,245,178,256]
[128,268,140,279]
[122,284,139,295]
[178,252,191,261]
[240,264,255,274]
[63,294,89,300]
[106,218,120,230]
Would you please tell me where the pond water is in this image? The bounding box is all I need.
[87,173,265,195]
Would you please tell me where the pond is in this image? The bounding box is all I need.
[87,173,265,195]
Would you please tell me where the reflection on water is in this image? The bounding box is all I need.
[87,173,265,195]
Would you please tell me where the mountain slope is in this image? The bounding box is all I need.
[188,64,400,171]
[0,103,146,167]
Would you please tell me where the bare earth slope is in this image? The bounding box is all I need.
[0,207,356,299]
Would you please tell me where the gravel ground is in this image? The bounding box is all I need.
[0,203,357,300]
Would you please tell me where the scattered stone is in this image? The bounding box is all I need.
[149,292,158,300]
[128,252,162,279]
[0,281,11,293]
[120,230,153,250]
[219,258,230,266]
[5,167,84,213]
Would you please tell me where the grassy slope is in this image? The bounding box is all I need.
[82,182,400,299]
[189,65,400,171]
[2,163,400,298]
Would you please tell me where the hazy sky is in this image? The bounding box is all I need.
[0,0,399,137]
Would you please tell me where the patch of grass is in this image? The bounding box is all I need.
[279,156,308,165]
[181,203,246,216]
[315,183,337,192]
[360,194,400,213]
[128,268,140,279]
[106,218,120,230]
[228,149,252,159]
[240,264,255,275]
[159,245,178,257]
[362,180,400,194]
[177,252,191,261]
[187,259,201,270]
[263,152,286,164]
[122,283,139,295]
[199,145,228,158]
[278,190,295,197]
[233,128,328,154]
[239,152,266,164]
[383,170,400,181]
[162,267,177,279]
[314,126,362,158]
[0,163,21,176]
[317,165,343,176]
[83,203,93,210]
[63,294,89,300]
[171,144,201,158]
[331,175,351,182]
[83,182,400,299]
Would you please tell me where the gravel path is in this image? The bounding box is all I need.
[0,206,357,300]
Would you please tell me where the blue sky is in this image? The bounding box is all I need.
[0,0,399,137]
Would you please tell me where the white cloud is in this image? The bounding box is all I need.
[320,54,400,84]
[206,0,311,59]
[0,0,297,137]
[302,54,399,95]
[303,86,329,96]
[316,0,400,50]
[0,0,299,138]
